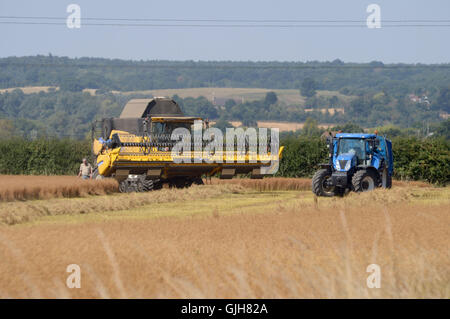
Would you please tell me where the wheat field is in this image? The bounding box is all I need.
[0,179,448,299]
[0,175,118,202]
[210,177,312,191]
[210,177,431,191]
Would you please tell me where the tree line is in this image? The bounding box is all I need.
[0,134,448,185]
[1,56,449,95]
[1,89,447,138]
[1,55,449,137]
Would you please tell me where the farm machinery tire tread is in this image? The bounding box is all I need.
[312,169,335,197]
[352,169,379,192]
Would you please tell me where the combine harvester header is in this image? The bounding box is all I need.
[91,97,283,192]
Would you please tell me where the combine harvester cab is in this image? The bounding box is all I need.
[91,97,283,192]
[312,132,394,197]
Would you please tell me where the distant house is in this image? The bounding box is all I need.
[439,112,450,120]
[408,94,421,103]
[408,94,430,106]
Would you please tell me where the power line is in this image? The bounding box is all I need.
[0,16,449,28]
[1,21,449,28]
[0,16,449,23]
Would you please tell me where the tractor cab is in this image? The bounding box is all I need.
[333,133,380,170]
[313,133,394,197]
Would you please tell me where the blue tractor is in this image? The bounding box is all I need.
[312,133,394,196]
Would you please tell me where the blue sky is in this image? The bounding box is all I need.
[0,0,449,63]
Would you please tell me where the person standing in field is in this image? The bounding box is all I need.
[78,158,93,180]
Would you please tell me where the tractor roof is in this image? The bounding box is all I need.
[336,133,377,139]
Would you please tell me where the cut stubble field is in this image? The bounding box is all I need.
[0,177,448,298]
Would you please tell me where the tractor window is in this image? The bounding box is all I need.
[338,139,366,160]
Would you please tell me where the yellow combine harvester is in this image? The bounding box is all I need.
[91,97,283,192]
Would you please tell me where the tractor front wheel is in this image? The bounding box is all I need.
[352,170,378,192]
[312,169,336,197]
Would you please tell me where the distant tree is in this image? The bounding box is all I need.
[212,118,233,132]
[59,78,83,92]
[348,96,371,117]
[302,117,322,137]
[242,118,258,127]
[331,122,364,133]
[339,87,351,95]
[300,78,317,98]
[369,61,384,67]
[414,87,425,96]
[95,88,109,95]
[181,96,219,119]
[331,59,344,65]
[432,119,450,139]
[224,99,237,111]
[0,119,15,138]
[305,96,318,108]
[172,94,182,105]
[435,86,450,112]
[264,91,278,106]
[329,95,339,107]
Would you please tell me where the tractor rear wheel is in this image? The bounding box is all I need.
[352,169,378,192]
[380,169,392,189]
[312,169,336,197]
[386,175,392,189]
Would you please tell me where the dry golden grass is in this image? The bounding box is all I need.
[257,121,333,131]
[0,86,58,94]
[114,87,306,105]
[212,177,433,191]
[211,177,312,191]
[0,184,448,298]
[392,180,432,188]
[0,86,356,107]
[0,174,434,204]
[110,87,355,107]
[0,184,245,225]
[0,175,118,202]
